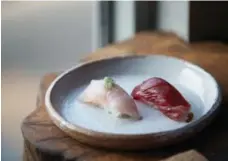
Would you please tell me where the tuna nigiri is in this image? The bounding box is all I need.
[131,77,193,122]
[79,77,141,120]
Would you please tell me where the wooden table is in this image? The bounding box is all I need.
[21,32,228,161]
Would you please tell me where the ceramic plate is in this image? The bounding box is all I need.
[45,55,222,150]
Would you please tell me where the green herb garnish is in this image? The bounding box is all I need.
[104,77,115,89]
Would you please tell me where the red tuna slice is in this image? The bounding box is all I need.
[131,77,193,122]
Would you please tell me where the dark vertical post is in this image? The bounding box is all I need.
[135,1,157,32]
[189,1,228,42]
[100,1,115,46]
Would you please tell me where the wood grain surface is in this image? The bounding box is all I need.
[21,32,228,161]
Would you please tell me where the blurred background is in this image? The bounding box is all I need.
[2,1,228,161]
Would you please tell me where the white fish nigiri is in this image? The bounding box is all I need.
[78,77,141,120]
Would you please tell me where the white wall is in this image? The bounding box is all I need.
[2,1,99,73]
[157,1,189,41]
[114,1,135,42]
[2,2,99,161]
[114,1,189,42]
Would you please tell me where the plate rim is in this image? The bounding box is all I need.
[45,54,222,140]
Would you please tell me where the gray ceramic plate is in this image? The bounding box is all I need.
[45,55,222,150]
